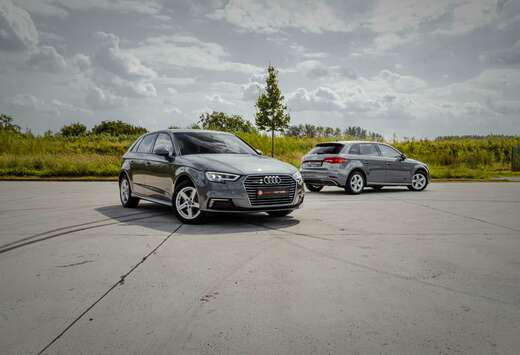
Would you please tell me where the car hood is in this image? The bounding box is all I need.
[405,157,427,167]
[180,154,297,175]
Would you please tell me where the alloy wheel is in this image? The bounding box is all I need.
[175,186,200,220]
[120,178,130,204]
[350,174,364,193]
[411,173,427,190]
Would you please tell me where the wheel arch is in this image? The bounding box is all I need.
[173,172,196,192]
[118,170,129,183]
[413,166,429,180]
[349,168,367,182]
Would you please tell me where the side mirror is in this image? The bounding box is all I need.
[155,146,173,159]
[399,153,406,161]
[255,149,263,155]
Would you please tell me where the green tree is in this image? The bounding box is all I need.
[0,114,21,132]
[255,65,290,157]
[91,120,147,136]
[60,122,87,137]
[198,111,256,133]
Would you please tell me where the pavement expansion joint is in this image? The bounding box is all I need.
[37,224,183,355]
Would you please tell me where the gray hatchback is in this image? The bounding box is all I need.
[119,129,304,224]
[301,141,429,194]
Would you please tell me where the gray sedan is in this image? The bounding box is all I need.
[301,141,429,194]
[119,129,304,223]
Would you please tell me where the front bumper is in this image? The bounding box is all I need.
[198,174,305,213]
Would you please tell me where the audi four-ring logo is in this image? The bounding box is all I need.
[263,175,281,184]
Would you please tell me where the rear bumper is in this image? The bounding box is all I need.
[301,168,350,187]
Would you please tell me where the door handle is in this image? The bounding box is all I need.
[385,162,392,165]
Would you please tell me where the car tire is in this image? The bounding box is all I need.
[345,171,365,195]
[119,174,140,208]
[305,183,323,192]
[267,210,293,217]
[172,180,206,224]
[408,171,428,191]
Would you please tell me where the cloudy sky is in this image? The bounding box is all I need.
[1,0,519,138]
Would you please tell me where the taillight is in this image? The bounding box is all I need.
[323,157,347,164]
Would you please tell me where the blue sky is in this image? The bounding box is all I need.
[1,0,519,138]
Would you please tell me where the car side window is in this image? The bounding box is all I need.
[136,134,157,153]
[130,137,143,152]
[379,144,401,158]
[153,133,174,155]
[349,144,361,155]
[359,143,380,156]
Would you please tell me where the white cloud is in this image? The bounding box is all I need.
[206,94,233,106]
[297,60,329,79]
[207,0,349,33]
[288,61,358,81]
[80,32,158,100]
[377,70,427,92]
[242,81,262,100]
[27,45,66,72]
[287,69,429,119]
[364,0,499,53]
[163,107,182,115]
[480,40,520,65]
[94,32,156,79]
[285,67,520,128]
[12,93,90,115]
[106,77,157,98]
[72,53,91,71]
[241,73,264,100]
[133,35,260,74]
[16,0,162,17]
[288,87,344,111]
[0,0,38,51]
[85,86,126,109]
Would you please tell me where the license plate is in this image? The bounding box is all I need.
[256,187,289,198]
[303,161,322,168]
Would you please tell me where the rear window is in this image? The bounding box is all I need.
[309,143,344,155]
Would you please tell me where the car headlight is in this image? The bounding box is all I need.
[205,171,240,183]
[293,170,303,184]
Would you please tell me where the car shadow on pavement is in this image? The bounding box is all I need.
[309,187,410,195]
[95,202,300,236]
[182,213,300,235]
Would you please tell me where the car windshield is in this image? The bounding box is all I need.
[174,131,257,155]
[309,143,344,154]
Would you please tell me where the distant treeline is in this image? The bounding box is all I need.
[435,135,520,141]
[3,112,385,141]
[286,124,383,140]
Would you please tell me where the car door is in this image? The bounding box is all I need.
[147,132,176,202]
[132,133,157,197]
[357,143,386,183]
[378,144,410,183]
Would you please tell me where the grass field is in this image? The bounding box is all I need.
[1,130,519,180]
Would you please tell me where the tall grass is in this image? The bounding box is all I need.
[1,130,519,179]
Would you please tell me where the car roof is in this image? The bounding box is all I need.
[318,140,383,145]
[145,129,234,135]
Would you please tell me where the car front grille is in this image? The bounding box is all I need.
[244,175,296,206]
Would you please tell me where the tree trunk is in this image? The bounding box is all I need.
[271,128,275,157]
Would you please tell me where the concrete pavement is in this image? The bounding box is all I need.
[0,182,519,354]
